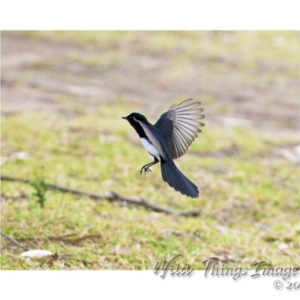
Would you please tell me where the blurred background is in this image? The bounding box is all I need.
[1,31,299,269]
[2,31,299,129]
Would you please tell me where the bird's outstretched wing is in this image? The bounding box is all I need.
[154,99,205,159]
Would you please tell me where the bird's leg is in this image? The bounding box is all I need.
[140,157,159,175]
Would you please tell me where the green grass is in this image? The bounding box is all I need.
[1,30,299,269]
[1,103,299,269]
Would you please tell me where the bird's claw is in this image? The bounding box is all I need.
[140,166,152,175]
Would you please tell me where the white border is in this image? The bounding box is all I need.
[1,271,300,299]
[0,0,300,29]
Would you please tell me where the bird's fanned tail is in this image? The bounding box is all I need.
[160,160,199,198]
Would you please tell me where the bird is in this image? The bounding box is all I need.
[122,98,205,198]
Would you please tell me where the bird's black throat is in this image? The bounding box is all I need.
[128,120,147,138]
[122,113,151,138]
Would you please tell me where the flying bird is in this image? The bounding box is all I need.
[122,99,205,198]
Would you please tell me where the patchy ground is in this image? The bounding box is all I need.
[1,31,299,269]
[2,31,299,131]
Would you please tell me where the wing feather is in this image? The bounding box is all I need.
[155,99,205,159]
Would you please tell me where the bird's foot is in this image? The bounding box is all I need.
[140,166,152,175]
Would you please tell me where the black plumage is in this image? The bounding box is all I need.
[122,99,205,198]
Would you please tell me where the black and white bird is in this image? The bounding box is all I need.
[122,99,205,198]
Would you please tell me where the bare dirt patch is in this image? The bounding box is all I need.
[2,31,299,135]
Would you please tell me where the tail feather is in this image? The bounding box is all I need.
[161,160,199,198]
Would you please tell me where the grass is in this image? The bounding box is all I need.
[1,30,299,270]
[1,103,299,270]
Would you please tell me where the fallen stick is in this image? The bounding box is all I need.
[1,231,102,267]
[1,175,199,216]
[1,231,29,251]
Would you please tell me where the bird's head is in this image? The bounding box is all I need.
[122,112,148,125]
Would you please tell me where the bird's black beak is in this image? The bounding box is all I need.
[122,116,128,120]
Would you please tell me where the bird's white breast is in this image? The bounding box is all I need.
[140,138,161,161]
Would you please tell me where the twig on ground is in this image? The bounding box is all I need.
[1,231,102,267]
[1,175,199,216]
[1,231,29,251]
